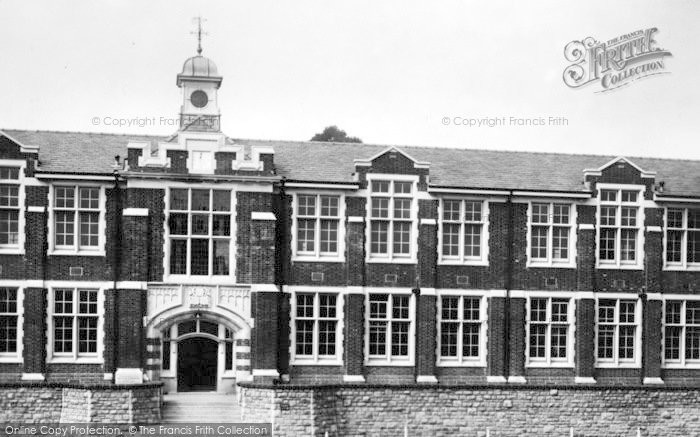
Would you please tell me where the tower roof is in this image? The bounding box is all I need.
[177,55,222,87]
[181,55,219,77]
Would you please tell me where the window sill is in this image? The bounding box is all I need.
[525,362,574,368]
[0,248,24,255]
[526,262,576,269]
[663,265,700,272]
[0,357,22,364]
[292,256,346,263]
[595,362,640,368]
[291,359,343,366]
[661,363,700,369]
[163,275,238,285]
[596,264,643,270]
[365,258,417,265]
[437,360,486,368]
[50,250,106,257]
[365,359,415,367]
[438,260,488,267]
[48,357,104,364]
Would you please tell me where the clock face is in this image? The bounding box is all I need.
[190,90,208,108]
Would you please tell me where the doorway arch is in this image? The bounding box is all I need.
[147,310,251,393]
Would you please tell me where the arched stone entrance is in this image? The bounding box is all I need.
[145,285,253,394]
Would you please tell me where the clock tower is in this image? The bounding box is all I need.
[176,23,222,132]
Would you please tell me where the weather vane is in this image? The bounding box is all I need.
[191,16,208,55]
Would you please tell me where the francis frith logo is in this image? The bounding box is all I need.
[563,28,672,92]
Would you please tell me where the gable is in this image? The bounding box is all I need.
[0,133,26,159]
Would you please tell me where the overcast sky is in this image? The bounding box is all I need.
[1,0,698,160]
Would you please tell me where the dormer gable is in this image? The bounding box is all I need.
[583,156,656,184]
[353,147,430,190]
[354,147,430,173]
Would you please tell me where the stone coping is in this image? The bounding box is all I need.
[0,382,163,390]
[237,382,698,391]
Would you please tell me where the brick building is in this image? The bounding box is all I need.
[1,50,699,399]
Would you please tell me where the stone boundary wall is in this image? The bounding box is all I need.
[0,383,162,424]
[238,383,700,437]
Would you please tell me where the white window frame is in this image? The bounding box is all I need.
[365,174,419,264]
[526,202,577,268]
[48,184,107,256]
[594,296,642,368]
[0,285,23,363]
[663,207,700,271]
[290,291,344,365]
[525,295,575,367]
[365,291,415,366]
[291,192,346,262]
[165,186,236,282]
[438,199,489,266]
[436,292,487,367]
[47,287,104,364]
[662,297,700,369]
[596,184,645,269]
[0,160,26,255]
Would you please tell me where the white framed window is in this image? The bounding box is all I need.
[526,297,574,367]
[595,298,641,367]
[527,202,576,267]
[597,185,644,268]
[0,287,22,362]
[292,193,345,261]
[0,163,25,254]
[167,188,233,277]
[366,292,414,365]
[439,199,489,265]
[664,208,700,270]
[437,294,487,366]
[367,176,417,263]
[49,288,103,363]
[49,185,106,255]
[291,292,342,364]
[663,299,700,368]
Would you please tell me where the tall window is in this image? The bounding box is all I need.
[168,188,232,276]
[0,287,18,355]
[369,180,414,260]
[367,293,412,363]
[666,208,700,269]
[438,295,485,365]
[293,292,340,363]
[596,299,639,365]
[53,186,102,252]
[527,297,572,365]
[52,289,100,359]
[663,300,700,367]
[0,167,20,249]
[161,328,171,371]
[440,200,487,264]
[598,188,642,267]
[224,328,234,371]
[294,194,341,259]
[529,203,573,266]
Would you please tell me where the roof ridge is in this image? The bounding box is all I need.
[4,129,699,162]
[237,137,700,163]
[2,128,166,139]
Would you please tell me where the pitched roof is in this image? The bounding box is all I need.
[2,129,699,196]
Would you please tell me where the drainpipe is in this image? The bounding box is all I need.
[274,177,287,383]
[111,165,122,380]
[412,286,420,382]
[503,191,515,382]
[639,285,647,386]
